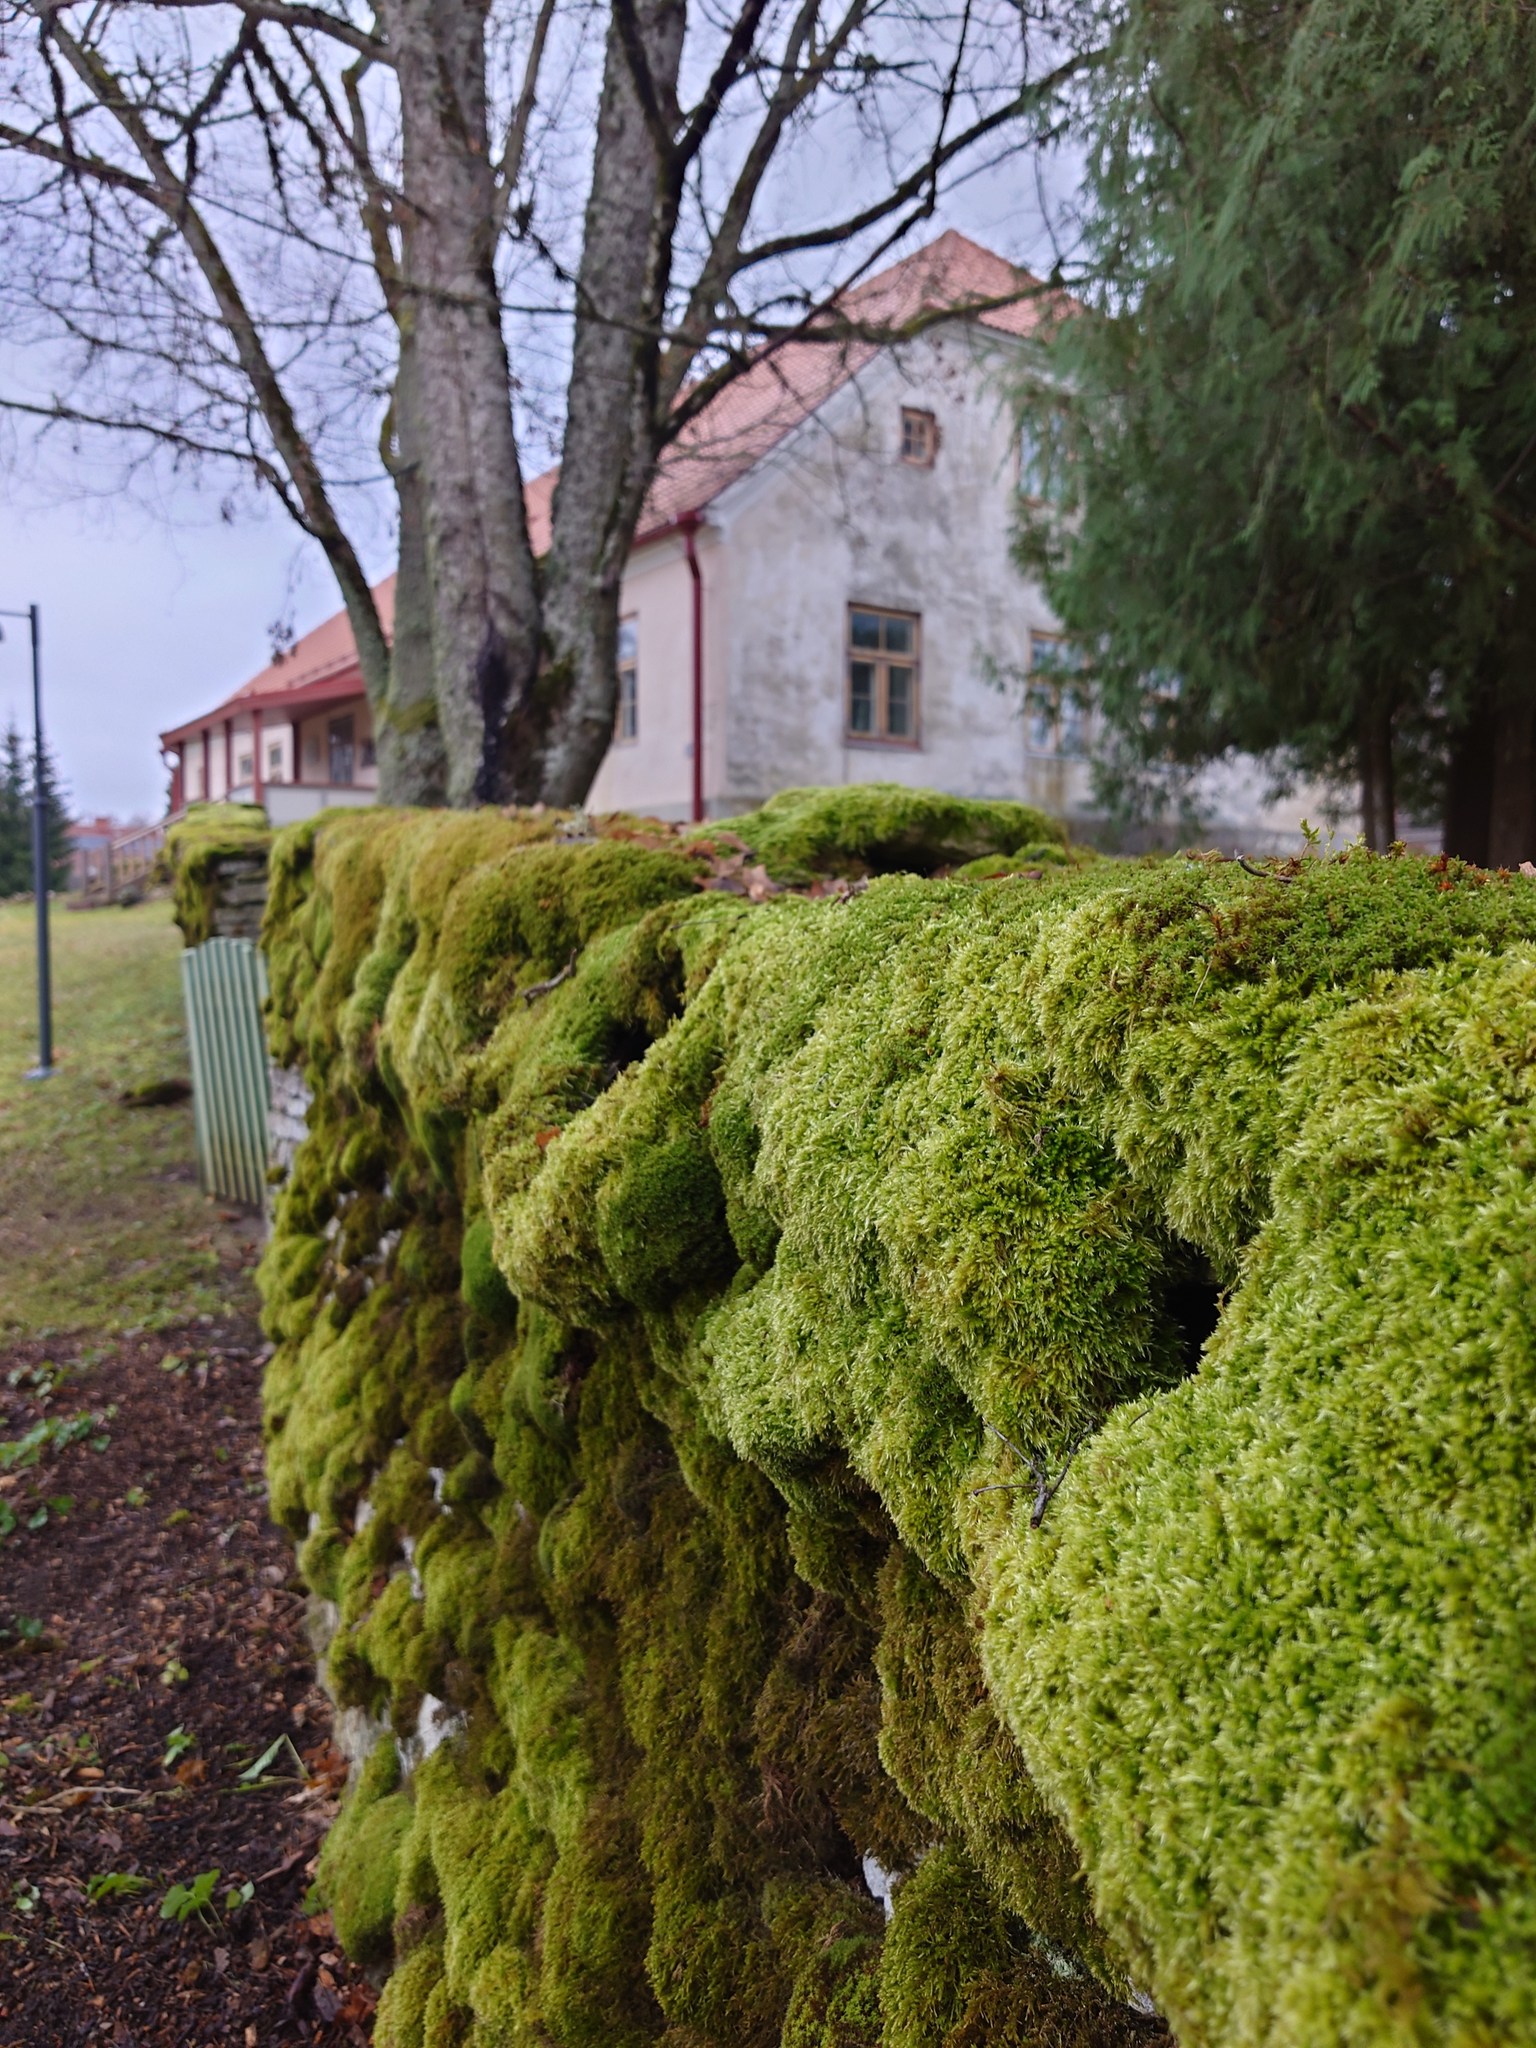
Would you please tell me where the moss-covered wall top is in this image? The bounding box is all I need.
[258,783,1536,2048]
[162,803,273,946]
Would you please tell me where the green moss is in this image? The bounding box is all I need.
[318,1736,413,1964]
[460,1213,516,1327]
[160,803,271,946]
[703,783,1064,882]
[260,796,1536,2048]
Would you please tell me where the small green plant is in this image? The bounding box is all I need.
[124,1485,148,1509]
[87,1872,151,1905]
[236,1734,302,1786]
[158,1658,189,1688]
[0,1495,68,1541]
[0,1409,114,1472]
[162,1726,195,1768]
[11,1881,39,1917]
[159,1869,220,1925]
[223,1879,254,1914]
[162,1508,191,1529]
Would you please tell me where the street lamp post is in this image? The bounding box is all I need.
[0,604,53,1080]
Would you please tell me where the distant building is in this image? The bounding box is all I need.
[158,232,1330,849]
[68,816,121,894]
[68,814,164,899]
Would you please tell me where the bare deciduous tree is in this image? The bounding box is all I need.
[0,0,1078,805]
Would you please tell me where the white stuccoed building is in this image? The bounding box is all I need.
[582,232,1093,827]
[159,232,1335,850]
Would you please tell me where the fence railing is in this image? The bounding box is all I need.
[180,937,270,1209]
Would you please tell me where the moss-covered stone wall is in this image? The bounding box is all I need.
[162,803,273,946]
[258,785,1536,2047]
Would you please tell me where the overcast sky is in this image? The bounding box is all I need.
[0,157,1075,823]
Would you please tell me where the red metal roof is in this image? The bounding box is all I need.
[162,233,1056,746]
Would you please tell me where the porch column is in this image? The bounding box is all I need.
[169,747,184,813]
[291,719,302,785]
[200,727,211,801]
[252,706,264,807]
[224,717,234,797]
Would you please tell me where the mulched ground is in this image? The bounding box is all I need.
[0,1301,377,2046]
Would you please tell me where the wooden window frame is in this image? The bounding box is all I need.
[900,407,937,468]
[1024,632,1088,759]
[846,605,922,747]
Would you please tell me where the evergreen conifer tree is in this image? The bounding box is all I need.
[0,722,73,896]
[1022,0,1536,857]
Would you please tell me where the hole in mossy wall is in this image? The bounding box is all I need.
[1163,1250,1222,1377]
[603,1020,657,1087]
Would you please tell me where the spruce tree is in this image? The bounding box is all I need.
[0,722,73,895]
[1022,0,1536,857]
[0,726,29,898]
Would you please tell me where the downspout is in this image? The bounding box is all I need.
[682,514,705,824]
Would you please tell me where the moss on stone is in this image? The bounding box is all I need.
[703,783,1064,882]
[160,803,271,946]
[259,796,1536,2048]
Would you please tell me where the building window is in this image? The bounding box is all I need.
[328,714,356,785]
[267,741,284,783]
[615,617,639,742]
[847,607,920,744]
[360,735,376,770]
[1025,633,1088,758]
[236,751,254,783]
[1018,398,1069,502]
[900,408,937,467]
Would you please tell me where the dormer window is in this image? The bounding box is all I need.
[900,408,937,467]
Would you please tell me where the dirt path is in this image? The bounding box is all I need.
[0,1298,377,2045]
[0,901,374,2043]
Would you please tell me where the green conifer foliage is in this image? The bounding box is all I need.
[1021,0,1536,857]
[0,721,71,895]
[258,792,1536,2046]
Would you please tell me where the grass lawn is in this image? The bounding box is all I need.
[0,895,257,1340]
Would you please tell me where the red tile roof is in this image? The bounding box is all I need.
[162,232,1054,745]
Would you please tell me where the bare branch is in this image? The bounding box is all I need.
[123,0,386,63]
[32,7,388,683]
[492,0,558,231]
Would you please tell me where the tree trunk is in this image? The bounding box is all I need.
[534,0,686,808]
[1487,690,1536,865]
[1356,690,1396,851]
[390,0,542,808]
[1443,679,1496,865]
[377,311,448,807]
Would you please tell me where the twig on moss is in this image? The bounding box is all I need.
[970,1418,1088,1528]
[1234,854,1296,884]
[521,950,579,1005]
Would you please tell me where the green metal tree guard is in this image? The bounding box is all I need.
[180,937,270,1209]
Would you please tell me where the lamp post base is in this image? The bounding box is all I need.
[24,1064,55,1082]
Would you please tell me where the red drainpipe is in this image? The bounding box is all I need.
[682,514,704,823]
